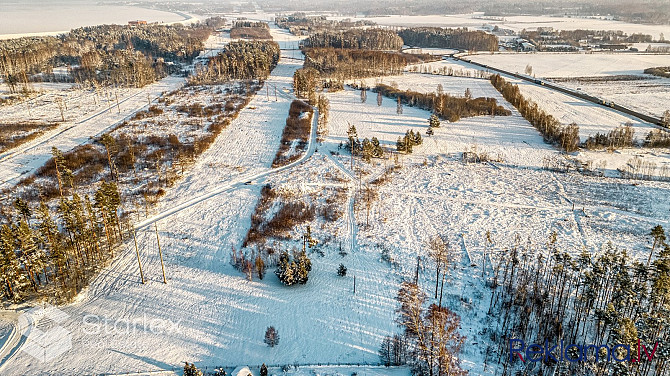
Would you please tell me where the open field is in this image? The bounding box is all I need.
[1,15,670,376]
[468,52,670,77]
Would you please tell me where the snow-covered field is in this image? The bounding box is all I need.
[468,52,670,78]
[2,18,670,376]
[0,29,233,189]
[557,77,670,119]
[510,78,660,140]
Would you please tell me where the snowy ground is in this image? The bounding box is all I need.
[2,21,670,376]
[468,52,670,78]
[557,76,670,119]
[510,77,660,140]
[0,30,233,190]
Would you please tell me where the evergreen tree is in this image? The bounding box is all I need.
[428,114,441,128]
[0,224,24,300]
[426,127,434,137]
[338,263,347,276]
[396,97,403,115]
[264,326,279,347]
[260,363,268,376]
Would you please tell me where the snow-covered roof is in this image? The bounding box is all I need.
[232,366,252,376]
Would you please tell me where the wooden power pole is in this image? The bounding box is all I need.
[154,222,167,284]
[133,229,145,284]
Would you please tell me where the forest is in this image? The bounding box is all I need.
[303,28,404,50]
[373,83,511,122]
[398,27,499,52]
[486,228,670,376]
[303,48,436,80]
[0,17,226,92]
[189,41,280,84]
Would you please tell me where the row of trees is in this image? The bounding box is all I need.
[189,41,280,84]
[374,83,510,123]
[487,227,670,376]
[304,28,404,50]
[585,124,636,150]
[398,27,498,52]
[490,74,580,152]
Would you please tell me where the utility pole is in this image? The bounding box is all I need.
[353,275,356,294]
[414,256,420,285]
[133,229,145,284]
[115,91,120,114]
[155,222,167,284]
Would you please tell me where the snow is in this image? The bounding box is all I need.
[0,3,196,40]
[557,77,670,119]
[0,30,233,190]
[509,77,660,140]
[2,20,670,376]
[468,52,670,78]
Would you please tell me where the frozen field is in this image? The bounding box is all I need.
[2,20,670,376]
[468,52,670,77]
[510,78,660,140]
[357,73,497,98]
[0,2,194,39]
[558,77,670,119]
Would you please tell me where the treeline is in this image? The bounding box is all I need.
[230,21,271,40]
[0,19,225,91]
[490,74,580,152]
[585,124,635,149]
[304,28,404,50]
[374,83,510,122]
[488,227,670,376]
[189,41,280,84]
[644,67,670,79]
[303,48,436,80]
[398,27,498,52]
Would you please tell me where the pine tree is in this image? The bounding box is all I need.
[264,326,279,347]
[428,114,441,128]
[396,96,403,115]
[338,263,347,276]
[260,364,268,376]
[426,127,434,136]
[295,250,311,284]
[0,224,24,300]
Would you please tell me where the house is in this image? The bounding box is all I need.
[232,366,252,376]
[128,20,147,27]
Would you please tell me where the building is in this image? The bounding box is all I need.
[128,20,147,27]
